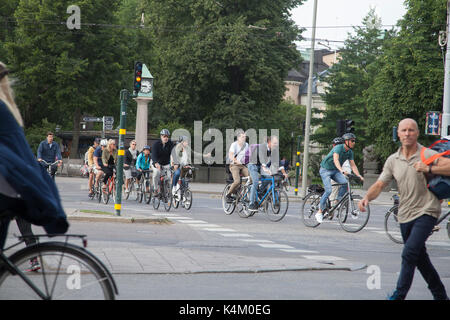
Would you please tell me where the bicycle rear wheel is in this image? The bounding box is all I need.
[222,184,236,215]
[102,188,109,205]
[236,185,251,218]
[266,188,288,222]
[301,192,322,228]
[183,189,192,210]
[163,181,172,212]
[144,180,153,204]
[384,206,403,244]
[338,198,370,233]
[0,242,116,300]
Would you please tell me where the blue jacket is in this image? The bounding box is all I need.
[136,153,151,170]
[0,100,68,234]
[37,139,62,163]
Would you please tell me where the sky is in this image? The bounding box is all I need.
[290,0,408,50]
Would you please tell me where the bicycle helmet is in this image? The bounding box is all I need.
[160,129,170,136]
[143,145,151,151]
[178,135,189,143]
[332,137,344,145]
[100,139,108,146]
[342,133,356,141]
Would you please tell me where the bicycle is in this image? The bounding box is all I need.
[0,213,118,299]
[236,173,289,222]
[173,166,195,210]
[384,194,450,244]
[137,169,153,204]
[221,174,251,218]
[102,166,116,205]
[88,170,97,200]
[123,166,139,201]
[151,166,172,211]
[38,160,60,180]
[301,174,369,233]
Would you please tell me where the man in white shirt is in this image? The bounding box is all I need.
[226,131,249,202]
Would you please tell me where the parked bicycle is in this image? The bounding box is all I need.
[301,174,369,232]
[102,167,116,205]
[0,212,118,299]
[137,169,152,204]
[173,166,195,210]
[230,173,288,222]
[384,194,450,244]
[151,166,172,211]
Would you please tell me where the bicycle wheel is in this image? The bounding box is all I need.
[338,197,370,233]
[183,189,192,210]
[96,185,102,203]
[447,220,450,240]
[102,185,110,205]
[236,185,251,218]
[266,188,288,222]
[144,180,153,204]
[301,192,322,228]
[0,242,116,300]
[137,180,144,203]
[384,205,403,244]
[152,184,161,210]
[163,181,172,212]
[221,184,236,215]
[124,181,131,200]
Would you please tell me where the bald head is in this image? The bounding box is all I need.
[398,118,419,131]
[397,118,419,148]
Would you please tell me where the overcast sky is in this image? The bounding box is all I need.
[290,0,407,50]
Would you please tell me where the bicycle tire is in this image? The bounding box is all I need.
[236,185,251,218]
[0,242,116,300]
[301,191,322,228]
[102,189,109,205]
[163,181,172,212]
[144,180,152,204]
[338,198,370,233]
[124,181,131,200]
[222,184,236,215]
[266,188,288,222]
[384,205,403,244]
[137,180,144,203]
[447,220,450,240]
[183,189,192,210]
[96,185,102,203]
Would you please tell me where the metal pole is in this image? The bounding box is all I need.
[115,89,129,216]
[300,0,318,197]
[294,135,301,195]
[442,0,450,137]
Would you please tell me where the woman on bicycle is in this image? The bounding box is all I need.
[101,139,117,192]
[315,133,364,223]
[136,145,152,192]
[0,61,68,249]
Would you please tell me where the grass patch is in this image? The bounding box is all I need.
[79,209,114,216]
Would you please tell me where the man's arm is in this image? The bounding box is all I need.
[358,180,387,212]
[349,160,364,181]
[333,153,345,174]
[37,141,43,161]
[414,157,450,176]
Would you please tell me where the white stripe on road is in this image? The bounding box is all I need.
[240,239,274,243]
[202,228,236,232]
[257,243,295,249]
[301,255,347,261]
[167,217,193,220]
[176,220,208,224]
[218,233,253,238]
[188,224,220,228]
[279,249,320,253]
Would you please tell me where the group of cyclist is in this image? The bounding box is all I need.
[85,129,196,200]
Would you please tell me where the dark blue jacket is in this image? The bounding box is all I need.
[151,140,175,166]
[37,139,62,163]
[0,100,68,234]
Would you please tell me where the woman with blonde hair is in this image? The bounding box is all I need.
[101,138,118,191]
[0,62,68,251]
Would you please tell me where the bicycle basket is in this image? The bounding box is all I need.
[308,184,324,194]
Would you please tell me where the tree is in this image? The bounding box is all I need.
[365,0,446,161]
[6,0,130,157]
[312,9,393,166]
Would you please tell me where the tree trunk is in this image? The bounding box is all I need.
[70,107,81,158]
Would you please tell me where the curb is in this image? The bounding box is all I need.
[66,210,172,224]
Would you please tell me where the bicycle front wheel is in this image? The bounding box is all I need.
[384,205,403,244]
[236,185,251,218]
[221,184,236,215]
[163,181,172,212]
[301,192,322,228]
[144,180,152,204]
[0,242,116,300]
[338,198,370,233]
[266,188,288,222]
[183,189,192,210]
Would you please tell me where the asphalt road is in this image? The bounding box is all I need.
[4,177,450,300]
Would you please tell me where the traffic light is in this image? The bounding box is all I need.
[344,119,355,134]
[337,119,346,136]
[133,61,143,93]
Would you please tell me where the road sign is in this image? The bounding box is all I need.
[83,116,102,122]
[425,111,441,136]
[103,116,114,131]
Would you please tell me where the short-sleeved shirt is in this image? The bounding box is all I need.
[378,143,441,223]
[320,144,354,170]
[229,141,249,164]
[93,146,103,168]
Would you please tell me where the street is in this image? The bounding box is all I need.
[3,177,449,300]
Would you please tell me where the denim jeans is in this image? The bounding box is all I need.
[395,214,448,300]
[248,164,260,206]
[319,167,347,211]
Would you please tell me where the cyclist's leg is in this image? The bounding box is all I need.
[248,164,260,207]
[15,217,37,247]
[88,167,94,194]
[332,171,348,202]
[318,167,333,212]
[172,167,181,192]
[152,166,161,193]
[227,164,241,196]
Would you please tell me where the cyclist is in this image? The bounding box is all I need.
[101,139,117,192]
[93,139,107,191]
[37,131,63,180]
[136,145,152,193]
[0,61,68,252]
[315,133,364,223]
[124,140,139,192]
[151,129,175,195]
[225,131,249,203]
[87,138,100,197]
[245,135,279,212]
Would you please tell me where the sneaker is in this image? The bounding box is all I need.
[249,203,258,212]
[386,290,403,300]
[225,194,234,203]
[315,212,323,223]
[432,225,440,232]
[26,258,41,272]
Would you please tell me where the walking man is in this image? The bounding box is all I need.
[359,118,449,300]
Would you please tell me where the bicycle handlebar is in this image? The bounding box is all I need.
[39,160,59,166]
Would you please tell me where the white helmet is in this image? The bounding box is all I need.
[100,139,108,146]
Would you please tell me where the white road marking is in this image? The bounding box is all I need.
[257,243,295,249]
[176,220,208,224]
[279,249,320,253]
[202,228,236,232]
[218,233,252,238]
[302,255,347,261]
[240,239,274,243]
[188,224,220,228]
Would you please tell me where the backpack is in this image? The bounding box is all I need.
[420,137,450,200]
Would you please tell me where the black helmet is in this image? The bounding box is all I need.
[332,137,344,145]
[160,129,170,136]
[342,133,356,141]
